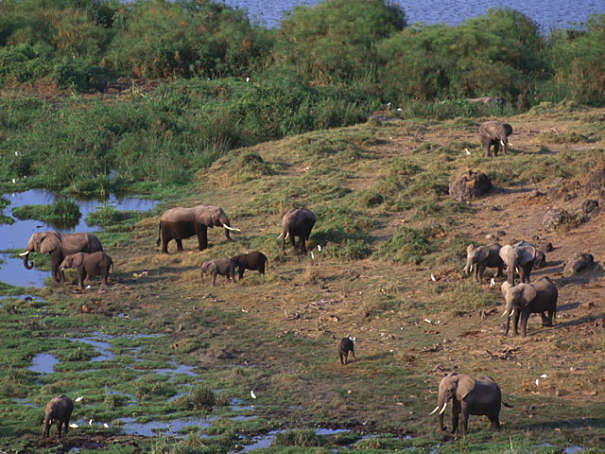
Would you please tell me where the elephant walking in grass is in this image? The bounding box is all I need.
[479,121,513,157]
[501,277,558,337]
[499,241,537,285]
[430,372,508,435]
[60,251,113,291]
[157,205,240,253]
[280,207,316,254]
[464,243,504,283]
[201,259,237,286]
[20,232,103,283]
[230,251,267,279]
[43,395,73,438]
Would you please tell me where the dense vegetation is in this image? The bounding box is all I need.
[0,0,603,197]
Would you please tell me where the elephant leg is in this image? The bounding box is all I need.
[504,314,511,336]
[289,230,296,250]
[520,311,530,337]
[461,403,470,434]
[496,265,504,278]
[540,312,552,326]
[478,265,485,282]
[489,414,500,430]
[50,254,61,283]
[56,419,62,438]
[175,238,184,252]
[211,271,216,287]
[513,310,521,336]
[238,267,245,279]
[199,226,208,250]
[493,140,500,157]
[451,400,460,434]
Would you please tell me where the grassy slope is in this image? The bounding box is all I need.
[2,102,604,453]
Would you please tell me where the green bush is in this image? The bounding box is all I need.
[11,199,81,227]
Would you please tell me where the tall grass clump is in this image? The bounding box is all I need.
[11,199,81,228]
[375,226,439,265]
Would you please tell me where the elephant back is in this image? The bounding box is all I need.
[282,207,315,227]
[160,207,195,223]
[62,233,103,255]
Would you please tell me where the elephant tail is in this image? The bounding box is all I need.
[156,223,161,247]
[502,401,513,408]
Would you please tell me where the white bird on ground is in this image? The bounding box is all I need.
[490,278,496,288]
[465,148,471,155]
[88,419,93,426]
[103,423,109,428]
[69,423,78,428]
[317,245,322,252]
[250,390,257,399]
[75,396,84,402]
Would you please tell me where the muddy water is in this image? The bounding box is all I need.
[0,189,157,288]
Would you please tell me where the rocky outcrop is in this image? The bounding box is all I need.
[449,169,492,202]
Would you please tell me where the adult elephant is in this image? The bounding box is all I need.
[19,231,103,283]
[429,372,506,435]
[479,121,513,157]
[464,243,504,283]
[499,241,536,285]
[157,205,240,253]
[501,277,558,337]
[280,207,316,254]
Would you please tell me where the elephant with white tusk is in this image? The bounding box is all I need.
[479,121,513,157]
[501,277,558,337]
[280,207,316,254]
[464,243,504,283]
[20,231,103,283]
[157,205,240,253]
[43,395,73,438]
[499,241,537,285]
[431,372,507,435]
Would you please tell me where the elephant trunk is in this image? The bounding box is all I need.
[436,394,447,431]
[20,250,34,270]
[464,256,472,275]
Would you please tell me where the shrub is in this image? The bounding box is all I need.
[12,199,81,228]
[375,226,439,264]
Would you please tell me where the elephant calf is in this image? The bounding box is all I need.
[201,259,236,286]
[59,251,113,291]
[43,395,73,438]
[230,251,268,279]
[464,243,504,283]
[430,372,506,435]
[501,277,558,337]
[338,337,355,365]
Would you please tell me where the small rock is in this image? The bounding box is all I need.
[449,169,492,202]
[542,207,573,232]
[581,199,599,216]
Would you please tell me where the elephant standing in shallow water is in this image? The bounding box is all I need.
[430,372,506,435]
[20,231,103,283]
[43,395,73,438]
[157,205,240,253]
[480,121,513,157]
[280,207,316,254]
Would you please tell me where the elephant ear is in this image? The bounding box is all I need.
[518,245,536,265]
[503,123,513,136]
[456,374,476,400]
[520,284,537,306]
[39,232,61,254]
[71,253,84,267]
[475,246,489,262]
[501,281,512,297]
[466,244,475,255]
[499,245,512,263]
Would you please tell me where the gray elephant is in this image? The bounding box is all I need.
[499,241,537,285]
[230,251,267,279]
[280,207,316,254]
[201,258,236,286]
[429,372,506,435]
[43,395,73,438]
[464,243,504,283]
[501,277,558,337]
[19,232,103,283]
[479,121,513,157]
[59,251,113,290]
[157,205,240,253]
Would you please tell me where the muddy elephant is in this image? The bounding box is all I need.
[464,243,504,283]
[59,251,113,290]
[501,277,558,337]
[430,372,505,435]
[157,205,240,253]
[43,395,73,438]
[280,207,316,254]
[230,251,267,279]
[499,241,537,285]
[20,232,103,283]
[479,121,513,157]
[201,258,236,286]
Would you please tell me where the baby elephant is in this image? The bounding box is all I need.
[43,395,73,438]
[59,251,113,290]
[430,372,507,435]
[230,251,268,279]
[201,259,236,286]
[338,337,356,365]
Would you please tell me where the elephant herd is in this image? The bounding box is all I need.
[24,120,570,439]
